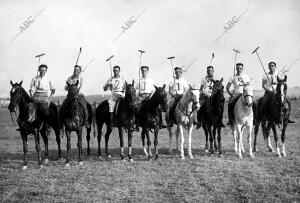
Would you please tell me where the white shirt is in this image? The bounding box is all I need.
[228,73,250,94]
[200,76,214,96]
[104,76,126,97]
[136,77,155,94]
[263,71,278,92]
[29,75,54,96]
[169,77,189,95]
[65,74,84,93]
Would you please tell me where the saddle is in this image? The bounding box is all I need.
[169,95,183,124]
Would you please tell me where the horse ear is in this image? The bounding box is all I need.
[19,80,23,86]
[154,85,158,90]
[10,80,13,86]
[132,79,134,86]
[284,75,287,82]
[66,81,70,86]
[162,84,166,89]
[220,78,223,83]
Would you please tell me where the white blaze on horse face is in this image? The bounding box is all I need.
[243,85,253,106]
[11,87,16,93]
[191,89,200,110]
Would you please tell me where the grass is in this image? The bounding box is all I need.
[0,101,299,202]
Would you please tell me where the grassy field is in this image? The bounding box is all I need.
[0,100,299,202]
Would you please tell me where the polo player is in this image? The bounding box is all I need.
[103,65,126,127]
[29,64,55,116]
[226,63,251,126]
[59,65,90,128]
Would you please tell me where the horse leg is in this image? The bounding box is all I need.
[176,126,180,152]
[208,125,214,154]
[188,126,193,159]
[97,122,104,159]
[118,127,125,161]
[128,130,133,162]
[212,125,217,152]
[86,125,91,155]
[179,125,185,160]
[154,126,159,160]
[77,128,83,165]
[141,128,148,156]
[265,121,274,152]
[146,128,152,160]
[203,123,209,152]
[271,123,280,157]
[65,130,71,167]
[105,127,112,158]
[21,131,28,170]
[253,121,259,152]
[240,126,245,153]
[217,126,222,155]
[248,124,254,158]
[167,125,173,154]
[34,128,42,167]
[236,124,243,159]
[233,125,238,154]
[54,126,62,160]
[281,123,288,157]
[40,129,49,165]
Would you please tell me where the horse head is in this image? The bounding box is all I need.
[8,80,24,112]
[211,78,225,109]
[153,84,168,112]
[212,78,224,94]
[242,82,254,107]
[276,75,287,105]
[124,79,137,109]
[66,80,79,100]
[189,84,200,111]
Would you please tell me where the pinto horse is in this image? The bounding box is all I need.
[139,85,168,160]
[166,85,200,160]
[96,80,137,161]
[253,75,292,157]
[198,78,225,155]
[59,81,87,166]
[231,83,254,159]
[8,81,61,169]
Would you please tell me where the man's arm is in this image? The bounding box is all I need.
[49,79,55,95]
[29,78,35,97]
[262,79,270,92]
[103,78,111,91]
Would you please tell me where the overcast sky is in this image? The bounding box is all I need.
[0,0,299,97]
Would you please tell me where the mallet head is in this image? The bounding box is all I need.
[233,49,241,53]
[252,47,260,54]
[35,53,45,58]
[106,55,114,61]
[138,50,145,54]
[167,56,175,60]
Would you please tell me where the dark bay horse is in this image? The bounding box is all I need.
[198,78,225,155]
[139,85,168,160]
[96,80,136,161]
[8,81,61,169]
[59,81,88,166]
[253,75,292,157]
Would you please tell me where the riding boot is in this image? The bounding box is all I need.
[109,112,114,127]
[159,111,167,129]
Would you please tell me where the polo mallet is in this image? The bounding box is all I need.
[283,57,300,72]
[209,53,215,66]
[138,50,145,92]
[75,47,82,66]
[183,58,198,72]
[106,55,114,78]
[35,53,45,77]
[233,49,240,75]
[252,46,275,92]
[167,56,175,84]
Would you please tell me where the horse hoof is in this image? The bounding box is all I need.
[268,148,274,152]
[121,158,126,162]
[180,155,185,160]
[78,161,83,166]
[107,154,112,158]
[44,159,49,165]
[276,154,281,158]
[205,149,209,153]
[252,148,258,153]
[282,153,287,157]
[155,155,159,160]
[22,165,27,170]
[98,156,102,160]
[39,165,43,169]
[250,154,255,158]
[238,154,243,159]
[147,155,152,161]
[129,159,134,163]
[65,163,70,168]
[189,156,194,160]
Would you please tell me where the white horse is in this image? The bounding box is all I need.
[232,83,255,159]
[166,85,200,160]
